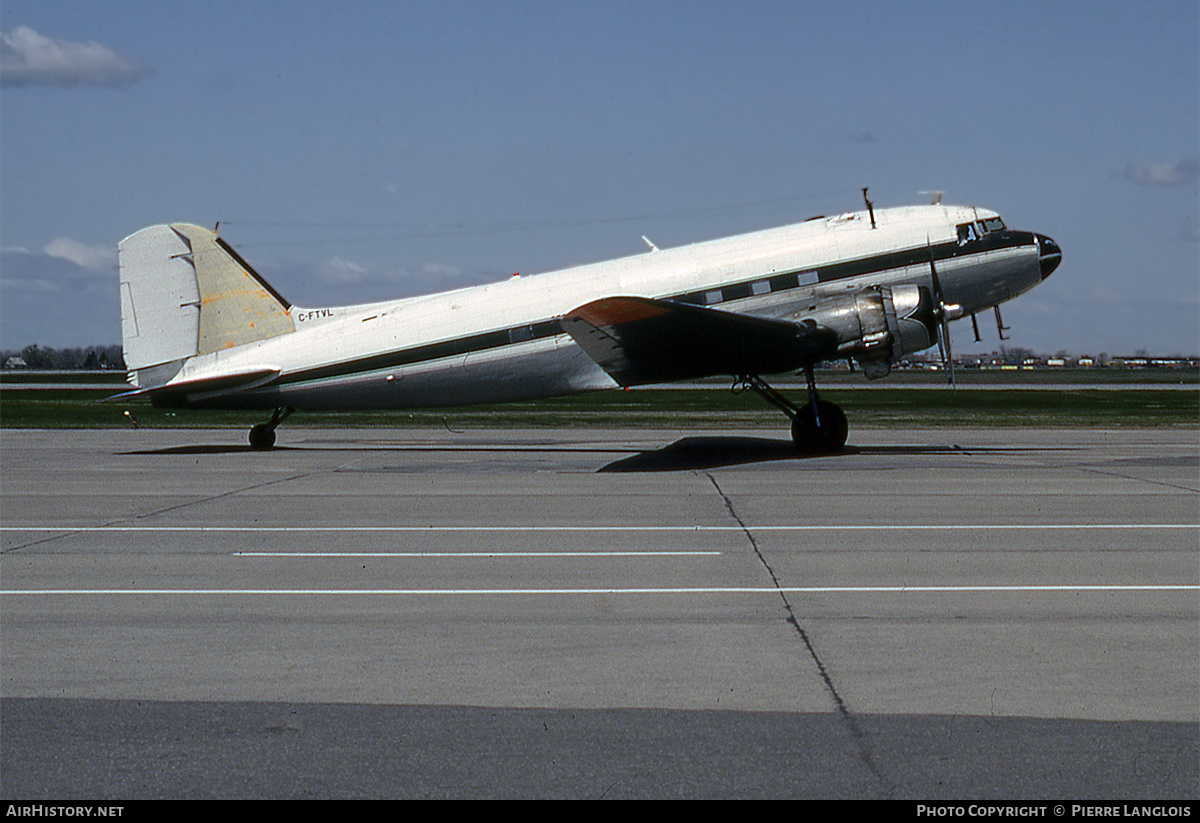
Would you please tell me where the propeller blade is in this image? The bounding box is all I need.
[927,237,944,305]
[927,237,954,385]
[942,319,955,386]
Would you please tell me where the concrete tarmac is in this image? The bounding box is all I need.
[1,426,1196,799]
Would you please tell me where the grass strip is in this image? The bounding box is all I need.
[1,387,1195,429]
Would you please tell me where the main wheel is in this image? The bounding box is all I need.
[791,400,848,453]
[248,423,276,450]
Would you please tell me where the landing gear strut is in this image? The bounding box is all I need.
[738,366,848,453]
[248,406,294,450]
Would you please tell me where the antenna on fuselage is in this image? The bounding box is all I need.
[861,188,876,229]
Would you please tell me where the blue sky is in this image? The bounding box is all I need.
[2,0,1196,355]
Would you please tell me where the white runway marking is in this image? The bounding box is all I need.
[2,585,1196,596]
[233,551,721,557]
[4,524,1196,533]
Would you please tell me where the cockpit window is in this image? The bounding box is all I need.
[957,217,1006,245]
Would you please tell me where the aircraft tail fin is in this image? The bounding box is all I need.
[118,224,295,384]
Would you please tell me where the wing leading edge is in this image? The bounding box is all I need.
[561,297,834,386]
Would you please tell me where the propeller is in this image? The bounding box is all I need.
[926,238,958,386]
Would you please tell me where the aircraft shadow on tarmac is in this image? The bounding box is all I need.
[119,438,1075,471]
[119,444,305,455]
[595,437,1069,472]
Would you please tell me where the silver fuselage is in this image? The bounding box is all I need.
[149,204,1057,410]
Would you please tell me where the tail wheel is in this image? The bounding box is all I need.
[248,423,276,450]
[791,400,848,453]
[248,406,294,450]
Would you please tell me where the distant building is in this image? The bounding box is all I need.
[4,356,27,369]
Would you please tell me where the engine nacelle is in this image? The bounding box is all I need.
[798,284,937,378]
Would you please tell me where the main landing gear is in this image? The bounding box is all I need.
[737,366,848,454]
[248,406,294,450]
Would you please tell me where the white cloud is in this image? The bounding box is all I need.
[316,257,371,286]
[313,257,489,291]
[43,238,115,272]
[0,25,153,88]
[420,262,466,279]
[1121,156,1200,187]
[255,253,507,309]
[0,247,119,348]
[1,244,110,291]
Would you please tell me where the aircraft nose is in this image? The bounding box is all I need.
[1037,234,1062,279]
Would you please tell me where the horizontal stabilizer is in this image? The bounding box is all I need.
[105,367,280,406]
[561,297,833,386]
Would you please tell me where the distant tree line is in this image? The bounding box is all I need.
[2,345,125,370]
[901,346,1198,367]
[1,343,1195,372]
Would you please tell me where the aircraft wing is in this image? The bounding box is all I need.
[561,296,834,386]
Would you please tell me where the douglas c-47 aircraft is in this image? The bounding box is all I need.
[115,193,1060,451]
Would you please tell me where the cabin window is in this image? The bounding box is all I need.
[956,222,979,245]
[722,282,753,302]
[981,217,1006,233]
[769,272,799,292]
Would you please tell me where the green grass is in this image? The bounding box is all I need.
[1,385,1196,429]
